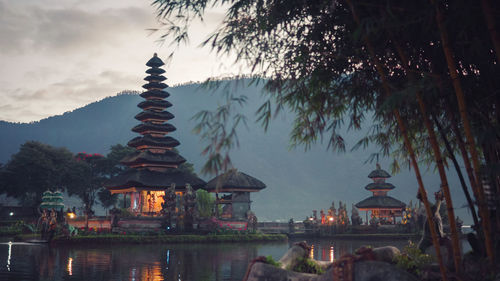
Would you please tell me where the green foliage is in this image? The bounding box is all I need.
[106,144,136,176]
[0,142,139,216]
[66,152,108,216]
[291,257,325,275]
[98,188,118,212]
[264,255,281,267]
[191,90,248,175]
[118,208,134,217]
[196,189,215,218]
[151,0,500,189]
[393,241,435,277]
[0,141,75,206]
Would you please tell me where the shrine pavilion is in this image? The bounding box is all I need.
[105,54,205,215]
[205,169,266,220]
[355,164,405,224]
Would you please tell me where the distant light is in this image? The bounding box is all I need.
[309,217,314,221]
[328,217,334,222]
[67,213,76,219]
[9,212,13,216]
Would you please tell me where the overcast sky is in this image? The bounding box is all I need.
[0,0,246,123]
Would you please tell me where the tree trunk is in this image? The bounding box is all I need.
[432,113,479,228]
[392,40,461,272]
[432,0,495,263]
[481,0,500,63]
[346,1,448,280]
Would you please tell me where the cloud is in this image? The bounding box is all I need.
[0,0,248,123]
[0,1,156,55]
[0,70,140,122]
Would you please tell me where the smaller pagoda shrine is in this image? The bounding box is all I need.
[355,164,405,224]
[204,169,266,221]
[105,53,205,216]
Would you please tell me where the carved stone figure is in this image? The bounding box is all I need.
[247,210,258,232]
[417,190,445,252]
[162,183,177,229]
[183,184,197,231]
[351,204,362,226]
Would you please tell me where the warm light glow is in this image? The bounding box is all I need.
[67,257,73,276]
[309,217,314,221]
[141,191,165,214]
[328,217,334,222]
[67,213,76,219]
[309,245,314,259]
[330,246,334,262]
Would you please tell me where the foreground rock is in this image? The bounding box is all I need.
[244,242,416,281]
[245,260,418,281]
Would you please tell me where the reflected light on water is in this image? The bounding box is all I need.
[131,267,136,281]
[330,246,334,262]
[141,263,163,281]
[6,241,12,271]
[67,257,73,276]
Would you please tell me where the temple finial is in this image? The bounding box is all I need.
[376,163,381,170]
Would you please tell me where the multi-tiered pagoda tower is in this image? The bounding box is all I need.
[106,53,205,215]
[355,164,405,224]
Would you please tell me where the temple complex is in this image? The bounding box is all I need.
[355,164,405,224]
[105,54,205,215]
[205,169,266,221]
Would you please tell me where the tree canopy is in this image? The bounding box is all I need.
[152,0,500,272]
[0,141,75,206]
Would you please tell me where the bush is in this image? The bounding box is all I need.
[393,241,434,277]
[291,257,325,274]
[119,208,133,217]
[264,255,281,267]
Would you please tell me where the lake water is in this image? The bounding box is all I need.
[0,237,412,281]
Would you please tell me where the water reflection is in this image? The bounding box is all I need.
[0,238,413,281]
[6,241,11,271]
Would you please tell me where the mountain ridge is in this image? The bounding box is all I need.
[0,81,471,223]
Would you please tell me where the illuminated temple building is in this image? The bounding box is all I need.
[105,54,205,215]
[355,164,405,223]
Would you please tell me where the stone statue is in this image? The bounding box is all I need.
[162,183,177,229]
[288,218,295,234]
[247,210,258,232]
[183,183,197,231]
[38,209,49,240]
[329,201,337,224]
[351,204,362,226]
[417,190,445,252]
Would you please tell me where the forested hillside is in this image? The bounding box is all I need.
[0,81,469,222]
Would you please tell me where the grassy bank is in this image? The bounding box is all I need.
[15,233,288,244]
